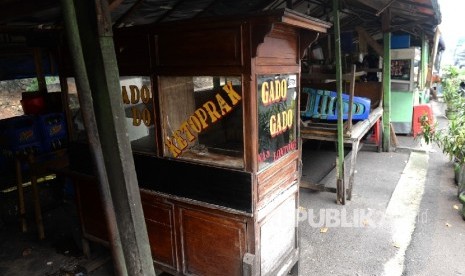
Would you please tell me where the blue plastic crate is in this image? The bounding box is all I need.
[36,112,67,152]
[37,112,67,139]
[0,116,42,155]
[301,88,371,121]
[41,136,68,152]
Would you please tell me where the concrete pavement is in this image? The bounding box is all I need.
[298,99,465,276]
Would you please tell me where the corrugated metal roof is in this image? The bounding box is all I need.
[0,0,442,80]
[0,0,440,37]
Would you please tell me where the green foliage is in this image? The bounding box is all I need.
[420,98,465,165]
[25,76,58,92]
[441,65,465,111]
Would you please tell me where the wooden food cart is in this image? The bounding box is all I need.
[66,9,330,276]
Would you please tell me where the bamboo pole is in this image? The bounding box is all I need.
[382,31,391,151]
[333,0,345,205]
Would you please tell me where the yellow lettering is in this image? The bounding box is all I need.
[269,108,295,138]
[165,81,243,158]
[270,115,276,136]
[269,81,275,103]
[216,94,232,115]
[165,138,182,157]
[122,86,130,104]
[179,121,196,142]
[261,81,269,105]
[281,79,287,99]
[173,130,188,150]
[287,109,294,128]
[194,108,209,129]
[130,85,140,104]
[141,85,151,104]
[132,107,141,126]
[222,81,242,105]
[142,108,152,126]
[188,115,202,133]
[281,110,287,132]
[203,101,221,123]
[276,112,282,134]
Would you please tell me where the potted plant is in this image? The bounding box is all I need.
[419,96,465,195]
[441,66,463,119]
[459,191,465,220]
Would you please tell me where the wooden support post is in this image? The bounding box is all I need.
[390,123,399,147]
[243,253,256,276]
[347,64,356,132]
[421,34,429,91]
[382,9,391,152]
[428,28,441,88]
[333,0,345,205]
[15,158,27,233]
[33,48,47,93]
[347,140,359,201]
[60,2,127,273]
[28,154,45,240]
[60,0,155,275]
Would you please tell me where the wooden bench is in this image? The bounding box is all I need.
[300,80,383,204]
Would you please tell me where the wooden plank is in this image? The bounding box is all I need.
[349,106,383,139]
[299,180,337,193]
[301,71,366,82]
[346,64,356,132]
[260,196,296,274]
[390,123,399,147]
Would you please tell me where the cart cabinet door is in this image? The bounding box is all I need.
[179,207,247,276]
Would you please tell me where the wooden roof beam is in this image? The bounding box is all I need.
[0,0,58,24]
[355,26,384,57]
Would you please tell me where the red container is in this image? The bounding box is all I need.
[412,104,434,138]
[20,92,46,115]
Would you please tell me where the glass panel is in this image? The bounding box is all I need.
[68,76,157,155]
[120,76,157,154]
[160,76,244,169]
[258,74,298,170]
[391,59,411,80]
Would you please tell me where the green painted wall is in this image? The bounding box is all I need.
[391,90,414,134]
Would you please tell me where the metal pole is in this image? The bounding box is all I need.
[333,0,345,205]
[59,1,127,275]
[383,32,391,151]
[421,34,428,91]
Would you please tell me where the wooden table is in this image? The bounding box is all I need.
[300,106,383,204]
